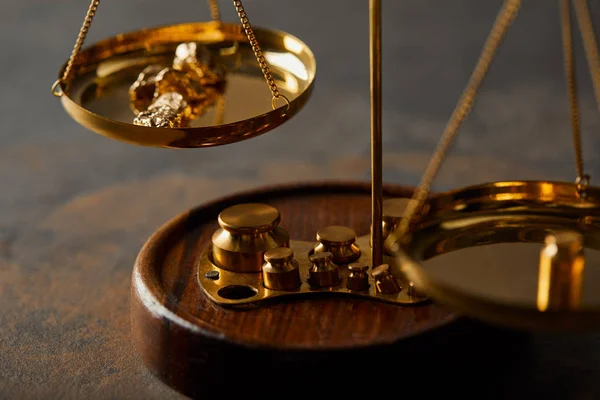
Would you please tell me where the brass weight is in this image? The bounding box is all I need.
[262,247,302,291]
[212,203,289,272]
[313,225,361,264]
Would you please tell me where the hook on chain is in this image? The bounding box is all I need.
[51,0,100,99]
[271,94,290,113]
[51,80,64,97]
[576,174,590,198]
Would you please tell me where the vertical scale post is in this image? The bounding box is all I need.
[370,0,383,268]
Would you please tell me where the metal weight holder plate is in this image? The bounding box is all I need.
[198,236,427,306]
[395,180,600,332]
[55,21,315,148]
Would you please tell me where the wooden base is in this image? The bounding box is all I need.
[130,181,523,397]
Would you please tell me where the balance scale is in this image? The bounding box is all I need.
[51,0,600,396]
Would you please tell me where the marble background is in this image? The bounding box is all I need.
[3,1,600,398]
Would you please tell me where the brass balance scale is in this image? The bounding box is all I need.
[52,0,600,396]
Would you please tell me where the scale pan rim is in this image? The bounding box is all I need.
[393,180,600,332]
[56,21,316,148]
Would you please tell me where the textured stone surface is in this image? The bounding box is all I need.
[3,0,600,398]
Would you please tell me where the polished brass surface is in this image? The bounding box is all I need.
[308,252,340,288]
[218,203,281,233]
[407,281,426,299]
[198,235,428,306]
[372,264,402,294]
[212,203,289,272]
[370,0,383,269]
[264,247,294,263]
[388,0,600,252]
[54,21,316,148]
[314,225,361,264]
[232,0,289,109]
[382,198,410,239]
[537,231,585,311]
[51,0,224,96]
[375,198,414,255]
[262,247,301,291]
[386,0,522,250]
[346,263,370,292]
[395,181,600,331]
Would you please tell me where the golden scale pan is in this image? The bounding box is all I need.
[51,2,315,148]
[52,0,600,375]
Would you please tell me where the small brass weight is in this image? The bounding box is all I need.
[51,0,427,312]
[47,1,600,397]
[198,202,427,306]
[211,203,289,273]
[52,0,600,332]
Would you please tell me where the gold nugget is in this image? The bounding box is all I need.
[133,92,188,128]
[154,68,207,110]
[129,42,227,127]
[173,42,226,86]
[129,65,164,115]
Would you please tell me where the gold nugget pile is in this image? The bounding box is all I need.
[129,42,226,128]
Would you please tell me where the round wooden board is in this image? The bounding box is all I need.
[130,181,520,397]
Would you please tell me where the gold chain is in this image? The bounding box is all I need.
[214,95,226,125]
[232,0,289,110]
[560,0,585,182]
[52,0,221,96]
[208,0,221,22]
[51,0,100,97]
[573,0,600,193]
[387,0,522,247]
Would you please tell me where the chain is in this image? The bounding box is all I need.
[561,0,585,183]
[231,0,289,110]
[214,95,226,125]
[51,0,100,97]
[208,0,221,22]
[52,0,287,110]
[573,0,600,195]
[387,0,522,247]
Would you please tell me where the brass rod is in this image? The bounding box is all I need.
[370,0,383,269]
[385,0,521,251]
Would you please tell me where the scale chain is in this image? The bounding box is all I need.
[560,0,586,186]
[51,0,100,97]
[386,0,522,249]
[52,0,225,97]
[573,0,600,195]
[208,0,221,22]
[232,0,290,110]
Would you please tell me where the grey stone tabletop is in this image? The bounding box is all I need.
[2,0,600,398]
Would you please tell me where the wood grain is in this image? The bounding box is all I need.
[7,2,600,397]
[130,182,516,397]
